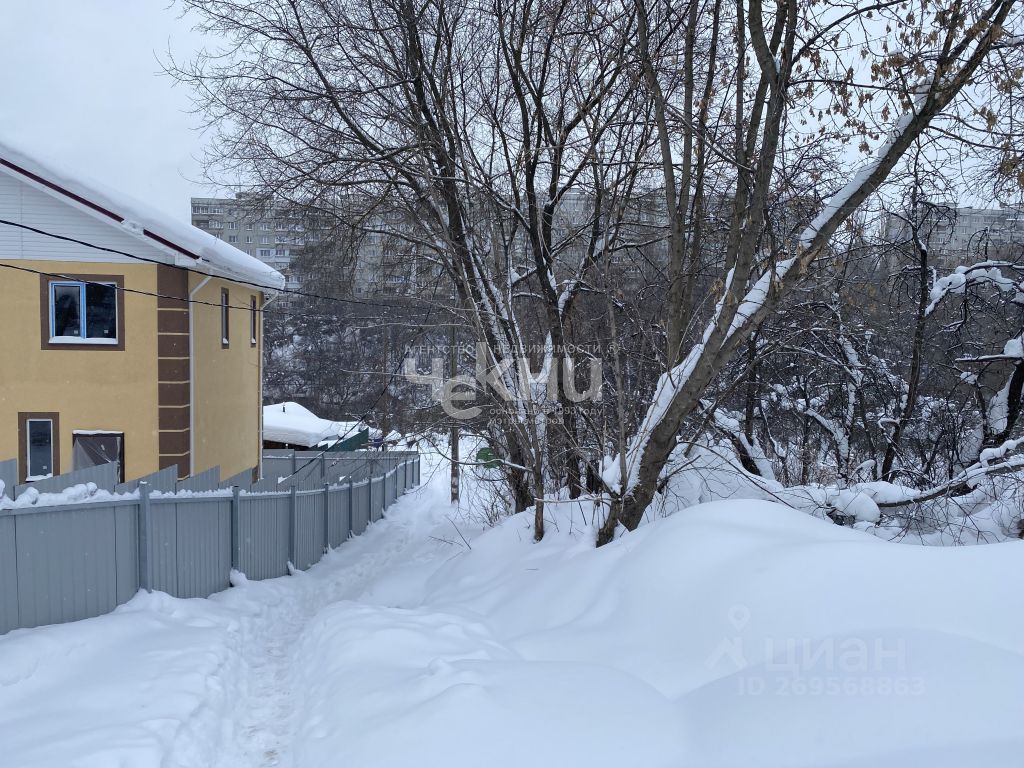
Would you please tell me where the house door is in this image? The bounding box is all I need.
[72,432,124,482]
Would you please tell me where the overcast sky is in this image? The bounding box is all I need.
[0,2,213,221]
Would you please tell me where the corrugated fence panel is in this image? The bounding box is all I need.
[237,493,290,580]
[172,498,232,598]
[352,480,370,534]
[370,476,384,522]
[148,501,179,596]
[14,505,120,628]
[326,485,351,548]
[116,465,178,494]
[0,514,18,634]
[220,467,255,491]
[293,491,326,570]
[114,506,139,604]
[16,462,120,498]
[0,452,422,635]
[0,459,17,499]
[177,466,220,493]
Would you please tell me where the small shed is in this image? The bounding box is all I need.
[262,402,368,451]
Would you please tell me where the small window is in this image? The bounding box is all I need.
[26,419,54,480]
[250,296,258,346]
[49,281,118,344]
[221,288,230,348]
[227,235,238,243]
[227,221,238,230]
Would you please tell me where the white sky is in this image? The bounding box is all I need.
[0,2,213,221]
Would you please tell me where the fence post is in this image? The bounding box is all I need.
[289,484,298,570]
[366,476,373,524]
[347,479,354,539]
[323,482,330,555]
[291,449,297,476]
[231,485,241,571]
[138,482,152,592]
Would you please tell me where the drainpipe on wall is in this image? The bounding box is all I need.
[188,275,213,477]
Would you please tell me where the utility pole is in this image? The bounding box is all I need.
[449,318,460,503]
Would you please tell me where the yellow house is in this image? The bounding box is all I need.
[0,142,284,483]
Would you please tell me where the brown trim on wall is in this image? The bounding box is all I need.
[159,453,187,474]
[158,357,190,382]
[158,382,189,407]
[157,263,191,479]
[38,273,125,351]
[157,333,189,357]
[157,308,189,334]
[17,411,60,483]
[158,429,190,456]
[159,405,190,431]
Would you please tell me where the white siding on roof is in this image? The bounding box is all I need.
[0,170,176,265]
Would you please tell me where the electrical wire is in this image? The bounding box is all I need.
[0,217,441,312]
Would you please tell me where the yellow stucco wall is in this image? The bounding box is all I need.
[0,260,161,480]
[189,274,262,479]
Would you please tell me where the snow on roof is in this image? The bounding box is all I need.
[0,138,285,291]
[263,402,365,448]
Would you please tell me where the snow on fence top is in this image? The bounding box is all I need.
[0,137,285,291]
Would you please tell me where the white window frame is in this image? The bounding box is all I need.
[49,280,119,345]
[25,418,54,481]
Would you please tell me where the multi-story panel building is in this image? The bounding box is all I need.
[881,203,1024,263]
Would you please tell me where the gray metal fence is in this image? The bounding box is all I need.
[0,454,421,635]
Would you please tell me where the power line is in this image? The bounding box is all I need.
[0,217,442,313]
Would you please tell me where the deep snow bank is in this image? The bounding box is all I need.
[292,498,1024,768]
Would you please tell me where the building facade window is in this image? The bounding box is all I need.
[18,412,60,482]
[47,279,120,345]
[250,296,258,346]
[228,235,238,243]
[72,431,124,483]
[226,221,238,230]
[260,236,271,244]
[221,288,230,348]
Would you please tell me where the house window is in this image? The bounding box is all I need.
[228,235,238,243]
[192,205,209,214]
[221,288,230,348]
[47,280,119,345]
[260,236,271,244]
[18,412,60,482]
[72,431,124,483]
[250,296,258,346]
[258,249,274,258]
[245,235,253,244]
[227,221,238,230]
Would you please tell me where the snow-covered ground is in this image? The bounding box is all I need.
[2,448,1022,767]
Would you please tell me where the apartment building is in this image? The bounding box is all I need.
[881,202,1024,263]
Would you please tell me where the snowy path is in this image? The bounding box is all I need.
[209,477,453,768]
